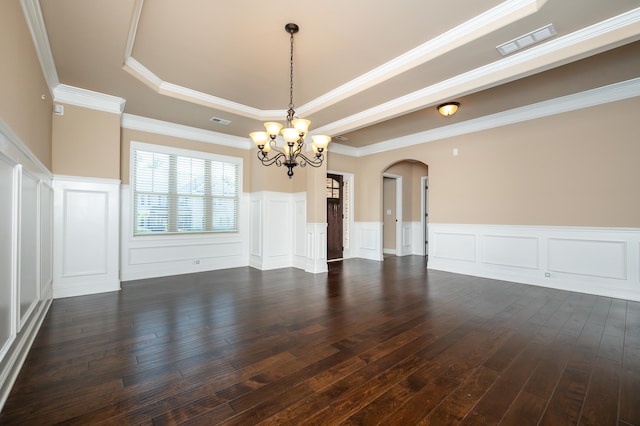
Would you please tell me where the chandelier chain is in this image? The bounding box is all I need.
[288,29,295,122]
[249,23,330,179]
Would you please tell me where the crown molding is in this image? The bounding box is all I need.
[122,57,284,121]
[332,77,640,158]
[313,7,640,137]
[52,84,126,115]
[122,0,545,120]
[296,0,545,116]
[20,0,59,91]
[121,113,252,150]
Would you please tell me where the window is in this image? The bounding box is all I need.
[132,142,241,235]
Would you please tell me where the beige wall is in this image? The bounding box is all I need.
[52,104,120,179]
[329,97,640,228]
[305,163,328,224]
[249,152,295,193]
[0,1,52,169]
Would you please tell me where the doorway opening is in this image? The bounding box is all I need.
[326,172,353,262]
[326,173,343,261]
[382,174,401,256]
[381,160,428,260]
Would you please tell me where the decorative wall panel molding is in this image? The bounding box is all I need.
[482,234,539,270]
[62,189,109,277]
[39,182,53,295]
[433,232,477,262]
[53,176,120,298]
[293,194,307,270]
[410,221,427,256]
[400,222,413,256]
[429,223,640,301]
[18,169,39,330]
[354,222,383,261]
[306,223,328,274]
[249,192,301,271]
[547,238,626,280]
[249,198,262,258]
[120,186,249,281]
[0,153,17,367]
[0,120,53,411]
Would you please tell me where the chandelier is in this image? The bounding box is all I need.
[250,23,330,178]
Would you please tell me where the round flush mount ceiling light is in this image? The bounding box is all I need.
[437,102,460,117]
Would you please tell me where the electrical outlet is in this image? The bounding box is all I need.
[545,272,551,277]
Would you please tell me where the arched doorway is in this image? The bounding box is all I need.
[382,160,429,260]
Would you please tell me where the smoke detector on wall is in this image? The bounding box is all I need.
[496,24,557,56]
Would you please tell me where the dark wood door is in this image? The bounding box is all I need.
[326,174,343,260]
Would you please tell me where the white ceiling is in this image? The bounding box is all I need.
[27,0,640,149]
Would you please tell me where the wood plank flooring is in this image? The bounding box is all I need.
[1,256,639,425]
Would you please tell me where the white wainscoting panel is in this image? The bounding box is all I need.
[429,224,640,301]
[0,119,54,412]
[39,182,53,295]
[62,189,109,277]
[249,191,325,272]
[53,176,120,298]
[433,232,476,262]
[354,222,383,261]
[266,200,291,258]
[548,238,626,280]
[306,223,328,274]
[0,153,17,365]
[249,198,262,258]
[249,192,292,270]
[293,194,307,269]
[398,222,413,256]
[410,221,426,256]
[18,169,39,330]
[482,235,539,270]
[120,186,249,281]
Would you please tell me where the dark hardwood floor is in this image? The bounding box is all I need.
[1,256,639,425]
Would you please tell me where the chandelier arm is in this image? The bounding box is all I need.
[257,150,286,167]
[296,152,325,168]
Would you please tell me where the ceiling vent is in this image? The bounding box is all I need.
[333,135,349,141]
[496,24,557,56]
[209,116,231,126]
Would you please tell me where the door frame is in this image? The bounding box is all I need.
[382,173,403,257]
[421,176,429,257]
[327,170,354,259]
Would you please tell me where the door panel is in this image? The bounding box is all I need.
[326,174,343,260]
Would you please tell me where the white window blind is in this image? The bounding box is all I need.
[132,143,240,235]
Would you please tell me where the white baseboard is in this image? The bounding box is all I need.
[429,223,640,301]
[52,279,120,298]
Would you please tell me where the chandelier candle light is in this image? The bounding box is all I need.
[250,23,330,178]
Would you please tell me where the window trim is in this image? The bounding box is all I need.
[130,141,243,237]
